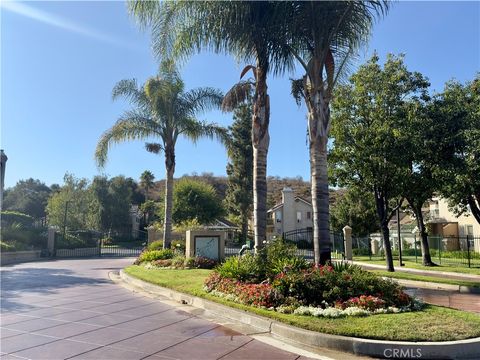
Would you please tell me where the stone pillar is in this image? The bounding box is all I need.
[47,228,56,256]
[147,226,158,245]
[371,239,379,255]
[342,225,353,260]
[186,230,225,261]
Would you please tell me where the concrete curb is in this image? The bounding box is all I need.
[119,270,480,360]
[352,261,479,281]
[382,277,480,294]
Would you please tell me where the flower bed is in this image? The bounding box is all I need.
[203,241,424,317]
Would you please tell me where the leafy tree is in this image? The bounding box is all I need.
[125,177,145,205]
[330,187,378,236]
[435,75,480,225]
[140,170,155,201]
[224,104,253,243]
[46,174,97,230]
[90,176,133,235]
[172,178,224,224]
[95,62,226,248]
[139,199,157,226]
[129,1,297,252]
[288,1,389,265]
[399,96,440,266]
[3,178,51,219]
[330,54,427,272]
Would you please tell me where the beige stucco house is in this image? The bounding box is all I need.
[266,187,313,239]
[428,196,479,237]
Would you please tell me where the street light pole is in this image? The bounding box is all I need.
[0,150,8,211]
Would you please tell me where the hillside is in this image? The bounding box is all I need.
[149,173,342,209]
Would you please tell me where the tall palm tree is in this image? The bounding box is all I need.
[95,62,226,248]
[128,1,295,252]
[139,170,155,201]
[288,1,389,265]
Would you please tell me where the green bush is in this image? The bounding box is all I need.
[172,256,186,268]
[1,211,34,227]
[0,241,15,252]
[171,239,186,254]
[271,264,407,307]
[147,240,164,251]
[137,249,174,263]
[216,253,263,283]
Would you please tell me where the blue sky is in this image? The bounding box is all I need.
[1,1,479,189]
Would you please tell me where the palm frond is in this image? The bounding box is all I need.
[222,81,254,112]
[112,79,151,112]
[95,111,163,168]
[126,0,161,30]
[145,142,163,154]
[181,119,229,148]
[291,77,306,106]
[182,87,223,116]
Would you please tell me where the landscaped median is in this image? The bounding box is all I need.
[121,266,480,359]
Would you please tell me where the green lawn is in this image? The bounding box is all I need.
[353,257,480,275]
[370,270,480,288]
[124,266,480,342]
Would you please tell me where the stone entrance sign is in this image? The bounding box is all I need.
[195,236,219,259]
[186,230,226,261]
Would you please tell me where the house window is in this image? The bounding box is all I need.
[467,225,474,237]
[297,211,302,223]
[276,211,282,223]
[307,211,311,220]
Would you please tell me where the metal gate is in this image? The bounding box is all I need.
[54,229,146,258]
[100,230,146,257]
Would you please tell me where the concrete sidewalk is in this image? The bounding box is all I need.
[351,260,480,282]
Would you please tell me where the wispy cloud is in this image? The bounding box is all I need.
[1,1,129,48]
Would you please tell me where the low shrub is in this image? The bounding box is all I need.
[152,259,173,268]
[0,241,15,252]
[137,249,174,263]
[193,256,217,269]
[184,257,196,268]
[271,264,409,308]
[172,256,186,268]
[215,253,263,283]
[147,240,164,251]
[204,273,280,308]
[101,237,114,246]
[171,239,186,254]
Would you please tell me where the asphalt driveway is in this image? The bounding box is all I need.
[0,258,321,360]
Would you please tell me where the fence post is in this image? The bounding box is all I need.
[47,228,56,257]
[414,234,417,263]
[466,235,471,268]
[438,236,442,264]
[98,237,102,258]
[342,226,353,261]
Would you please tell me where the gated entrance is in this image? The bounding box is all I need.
[53,229,146,258]
[282,228,345,260]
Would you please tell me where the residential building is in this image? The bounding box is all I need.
[267,187,313,238]
[428,196,479,237]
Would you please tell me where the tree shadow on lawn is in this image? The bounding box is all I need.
[0,266,110,313]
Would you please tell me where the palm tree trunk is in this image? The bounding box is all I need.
[163,142,175,249]
[306,79,332,265]
[252,67,270,252]
[310,138,331,265]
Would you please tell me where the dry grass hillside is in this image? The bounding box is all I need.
[148,173,343,209]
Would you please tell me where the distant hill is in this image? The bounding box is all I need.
[149,173,342,209]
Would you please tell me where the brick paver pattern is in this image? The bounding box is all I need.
[0,259,314,360]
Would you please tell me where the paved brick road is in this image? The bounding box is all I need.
[1,259,323,360]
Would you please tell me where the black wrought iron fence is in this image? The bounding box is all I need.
[351,234,480,268]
